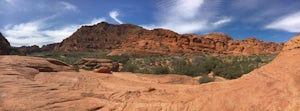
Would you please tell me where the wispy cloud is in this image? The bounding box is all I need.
[1,1,79,15]
[109,10,123,24]
[229,0,300,24]
[59,1,78,12]
[142,0,231,34]
[1,16,105,46]
[265,12,300,33]
[213,17,232,26]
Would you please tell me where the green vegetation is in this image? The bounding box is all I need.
[30,51,277,84]
[122,61,139,72]
[199,74,215,84]
[120,54,277,81]
[30,52,109,64]
[120,55,275,79]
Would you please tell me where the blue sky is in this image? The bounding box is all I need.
[1,0,300,46]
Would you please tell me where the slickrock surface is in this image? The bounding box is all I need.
[1,35,300,111]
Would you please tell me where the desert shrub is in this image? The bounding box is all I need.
[122,62,139,72]
[213,60,258,79]
[30,51,109,64]
[170,57,186,66]
[171,58,195,76]
[172,63,199,76]
[135,68,152,74]
[9,50,20,55]
[106,55,130,64]
[255,57,262,62]
[192,56,220,74]
[199,74,215,84]
[151,66,170,74]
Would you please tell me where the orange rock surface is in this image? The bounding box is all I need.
[0,34,300,110]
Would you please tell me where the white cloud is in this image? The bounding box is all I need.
[265,12,300,33]
[213,17,232,26]
[142,0,231,34]
[59,1,78,12]
[3,20,49,46]
[1,16,105,46]
[109,10,123,24]
[170,0,205,19]
[42,25,78,44]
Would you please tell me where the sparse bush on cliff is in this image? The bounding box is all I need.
[151,66,170,74]
[122,61,139,72]
[106,55,131,64]
[199,74,215,84]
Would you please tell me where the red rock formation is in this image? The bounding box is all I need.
[0,32,11,55]
[55,22,143,52]
[54,22,283,56]
[1,34,300,111]
[110,31,283,56]
[283,33,300,51]
[16,45,41,55]
[41,43,59,52]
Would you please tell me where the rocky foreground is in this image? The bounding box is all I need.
[1,34,300,111]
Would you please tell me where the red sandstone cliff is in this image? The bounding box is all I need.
[55,22,144,52]
[49,22,283,55]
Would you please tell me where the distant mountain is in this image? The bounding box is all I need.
[54,22,144,52]
[0,32,12,55]
[54,22,283,56]
[0,22,284,56]
[0,33,57,55]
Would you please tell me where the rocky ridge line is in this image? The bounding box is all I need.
[54,22,283,56]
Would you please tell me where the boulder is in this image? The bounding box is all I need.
[93,67,111,73]
[74,58,112,65]
[46,58,70,66]
[111,62,119,72]
[74,58,119,71]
